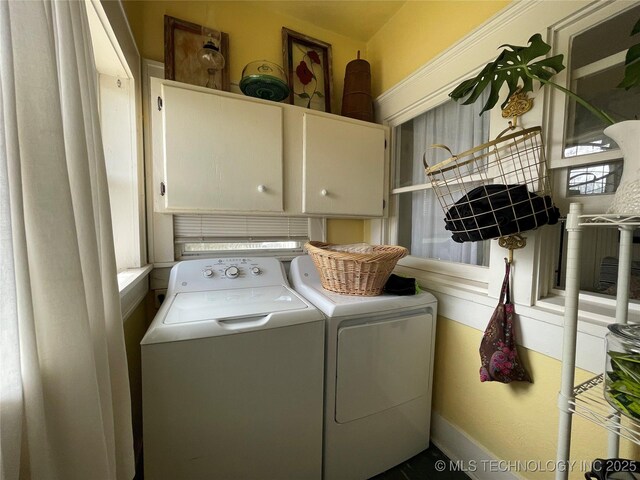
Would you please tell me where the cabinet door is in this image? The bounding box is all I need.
[161,84,283,212]
[302,113,385,216]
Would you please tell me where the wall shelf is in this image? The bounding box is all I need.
[569,374,640,446]
[578,214,640,228]
[556,203,640,480]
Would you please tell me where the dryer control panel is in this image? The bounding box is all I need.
[167,257,288,294]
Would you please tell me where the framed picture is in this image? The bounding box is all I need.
[282,28,332,113]
[164,15,230,91]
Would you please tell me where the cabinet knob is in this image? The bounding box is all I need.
[321,189,328,196]
[257,185,266,193]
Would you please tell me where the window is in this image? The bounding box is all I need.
[98,74,140,271]
[87,0,145,273]
[391,94,491,269]
[549,3,640,299]
[563,7,640,161]
[376,1,638,307]
[555,222,640,300]
[173,215,318,260]
[566,161,622,196]
[549,3,640,171]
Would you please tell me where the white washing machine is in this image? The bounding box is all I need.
[289,255,438,480]
[141,257,325,480]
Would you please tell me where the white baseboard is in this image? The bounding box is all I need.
[430,412,522,480]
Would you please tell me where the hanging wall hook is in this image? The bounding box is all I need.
[499,234,527,265]
[501,87,533,131]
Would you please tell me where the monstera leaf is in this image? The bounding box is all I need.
[619,18,640,90]
[450,34,564,114]
[450,33,616,126]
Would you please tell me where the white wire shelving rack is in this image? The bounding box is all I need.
[570,374,640,444]
[555,203,640,480]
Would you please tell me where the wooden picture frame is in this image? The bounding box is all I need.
[164,15,230,91]
[282,28,332,113]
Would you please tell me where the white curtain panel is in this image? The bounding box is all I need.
[410,94,490,265]
[0,1,134,479]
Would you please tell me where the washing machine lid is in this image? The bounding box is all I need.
[289,255,437,317]
[164,285,308,325]
[141,284,323,345]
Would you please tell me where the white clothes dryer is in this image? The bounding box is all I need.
[141,257,325,480]
[289,255,438,480]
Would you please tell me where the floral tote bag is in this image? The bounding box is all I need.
[479,261,532,383]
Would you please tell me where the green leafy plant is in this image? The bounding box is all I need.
[449,18,640,127]
[619,18,640,90]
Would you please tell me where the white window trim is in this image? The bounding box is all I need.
[572,50,626,81]
[89,0,146,268]
[372,0,636,361]
[396,260,612,374]
[118,265,153,320]
[89,0,150,316]
[546,1,637,171]
[142,59,175,266]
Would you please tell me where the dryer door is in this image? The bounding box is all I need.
[335,311,433,424]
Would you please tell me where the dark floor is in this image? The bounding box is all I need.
[136,443,469,480]
[371,444,471,480]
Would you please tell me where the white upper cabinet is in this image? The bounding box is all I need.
[150,78,387,217]
[155,80,283,213]
[302,113,386,216]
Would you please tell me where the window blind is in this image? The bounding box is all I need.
[174,214,310,241]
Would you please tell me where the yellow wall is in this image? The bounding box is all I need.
[363,1,509,243]
[326,218,365,244]
[123,1,365,114]
[123,0,366,244]
[434,318,638,479]
[367,1,510,96]
[122,296,153,467]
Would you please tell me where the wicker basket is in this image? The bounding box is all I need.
[305,241,408,296]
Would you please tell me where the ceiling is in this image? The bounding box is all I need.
[249,1,406,42]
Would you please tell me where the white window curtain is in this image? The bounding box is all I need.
[0,1,134,479]
[409,94,490,265]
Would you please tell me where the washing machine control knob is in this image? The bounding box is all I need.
[250,267,261,275]
[203,268,214,278]
[225,266,240,279]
